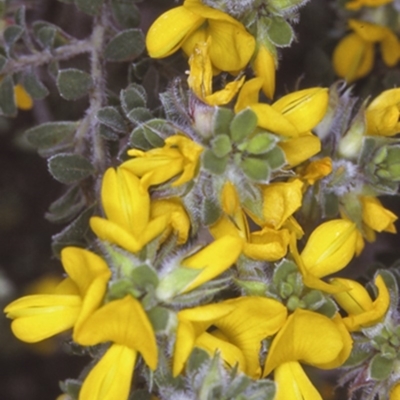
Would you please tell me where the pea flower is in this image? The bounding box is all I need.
[360,196,397,241]
[291,219,360,293]
[4,247,111,343]
[90,167,169,254]
[331,274,390,331]
[210,182,291,261]
[14,84,33,110]
[173,296,287,378]
[123,135,203,187]
[188,40,245,106]
[263,309,353,399]
[146,0,255,73]
[252,44,276,99]
[333,19,399,83]
[73,295,158,400]
[365,88,400,136]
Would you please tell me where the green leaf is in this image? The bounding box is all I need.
[147,307,171,332]
[14,6,26,26]
[0,75,16,117]
[97,106,126,133]
[104,29,145,62]
[369,354,394,380]
[111,0,140,28]
[230,108,258,143]
[75,0,104,15]
[99,124,119,141]
[130,128,154,150]
[35,26,56,49]
[241,157,271,182]
[22,70,49,99]
[57,69,93,100]
[213,107,234,136]
[202,149,229,175]
[45,185,85,223]
[131,265,159,289]
[3,25,24,53]
[202,197,222,226]
[211,134,232,158]
[265,147,285,169]
[187,348,211,372]
[246,133,276,155]
[48,153,95,184]
[130,119,172,148]
[121,84,147,113]
[267,17,294,47]
[127,107,153,124]
[51,206,95,257]
[25,121,77,156]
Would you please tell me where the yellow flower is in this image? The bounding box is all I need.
[123,135,203,187]
[290,220,359,293]
[188,40,245,106]
[156,235,243,300]
[331,274,390,331]
[236,80,328,138]
[333,19,399,83]
[173,296,287,377]
[360,196,397,241]
[210,182,291,261]
[345,0,392,10]
[4,247,111,343]
[297,157,333,185]
[90,167,169,254]
[151,197,191,245]
[252,44,276,99]
[14,84,33,110]
[74,295,158,400]
[146,0,255,73]
[263,309,353,399]
[365,88,400,136]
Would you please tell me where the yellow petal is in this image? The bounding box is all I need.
[272,88,329,134]
[74,295,158,370]
[146,6,204,58]
[60,247,111,330]
[333,33,374,83]
[253,45,276,99]
[245,227,290,261]
[361,196,397,233]
[250,103,298,137]
[390,383,400,400]
[195,331,247,372]
[339,274,390,331]
[368,88,400,110]
[234,77,263,112]
[274,362,322,400]
[263,309,344,376]
[79,344,137,400]
[207,19,255,72]
[381,30,399,67]
[204,77,245,106]
[5,294,81,342]
[278,134,322,167]
[349,19,388,42]
[300,219,357,278]
[14,84,33,110]
[216,296,287,378]
[181,236,243,292]
[258,179,304,229]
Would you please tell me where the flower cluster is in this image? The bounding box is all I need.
[4,1,400,400]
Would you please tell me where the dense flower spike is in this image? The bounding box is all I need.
[4,247,111,342]
[5,1,400,399]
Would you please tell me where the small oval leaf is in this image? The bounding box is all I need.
[48,153,95,183]
[57,69,93,100]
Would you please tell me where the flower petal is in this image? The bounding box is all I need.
[79,344,137,400]
[146,6,204,58]
[74,295,158,370]
[14,84,33,110]
[263,309,344,376]
[253,45,276,99]
[234,78,263,112]
[274,362,322,400]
